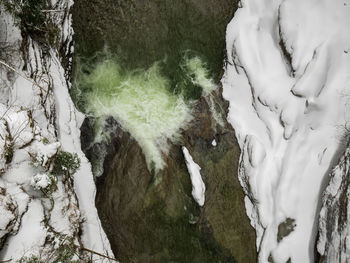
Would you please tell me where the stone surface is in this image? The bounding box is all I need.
[80,91,257,263]
[74,0,257,262]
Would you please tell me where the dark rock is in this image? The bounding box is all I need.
[74,0,257,261]
[277,218,296,243]
[88,89,257,262]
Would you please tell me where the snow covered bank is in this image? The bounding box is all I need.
[0,0,114,261]
[222,0,350,262]
[318,144,350,262]
[182,147,206,206]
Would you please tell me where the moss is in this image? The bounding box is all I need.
[1,0,60,47]
[52,151,80,176]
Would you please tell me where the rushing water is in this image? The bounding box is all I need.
[73,51,215,172]
[71,1,258,263]
[72,0,236,173]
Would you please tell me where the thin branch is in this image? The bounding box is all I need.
[41,9,65,13]
[80,246,119,262]
[0,59,45,92]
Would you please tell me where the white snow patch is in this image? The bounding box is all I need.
[182,147,206,206]
[29,141,61,168]
[222,0,350,262]
[1,200,46,261]
[31,173,51,190]
[51,54,114,260]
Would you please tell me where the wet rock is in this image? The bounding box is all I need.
[74,0,257,261]
[72,0,238,74]
[83,89,257,262]
[277,218,296,243]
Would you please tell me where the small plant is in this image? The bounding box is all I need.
[53,237,79,263]
[31,173,58,196]
[18,255,43,263]
[1,0,60,47]
[42,137,49,145]
[29,141,61,169]
[31,153,46,168]
[3,134,14,164]
[52,151,80,176]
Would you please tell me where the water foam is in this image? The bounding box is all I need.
[74,55,215,173]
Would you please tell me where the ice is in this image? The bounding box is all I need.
[182,147,206,206]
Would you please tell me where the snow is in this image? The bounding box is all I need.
[182,147,206,206]
[2,200,47,260]
[222,0,350,262]
[29,141,61,168]
[0,190,17,243]
[50,51,114,261]
[0,105,34,149]
[0,1,114,261]
[31,173,51,190]
[317,145,350,262]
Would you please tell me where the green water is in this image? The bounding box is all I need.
[73,51,215,172]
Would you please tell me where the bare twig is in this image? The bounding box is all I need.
[0,59,45,92]
[41,9,65,13]
[80,246,119,262]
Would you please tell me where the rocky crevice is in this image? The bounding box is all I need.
[74,0,257,262]
[81,88,257,263]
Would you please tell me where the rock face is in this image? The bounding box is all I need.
[74,0,257,261]
[72,0,237,74]
[84,91,257,263]
[317,144,350,263]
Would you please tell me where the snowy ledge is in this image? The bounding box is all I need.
[182,147,205,206]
